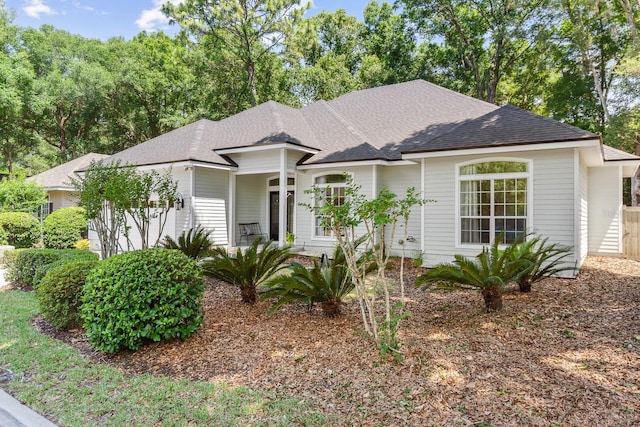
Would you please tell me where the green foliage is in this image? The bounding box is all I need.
[81,249,204,353]
[32,250,98,288]
[36,260,98,330]
[378,302,410,363]
[261,240,374,316]
[162,226,213,259]
[7,248,97,287]
[202,237,292,304]
[42,206,87,249]
[0,225,7,245]
[0,211,40,248]
[417,236,533,312]
[0,176,47,214]
[510,234,575,292]
[2,248,25,275]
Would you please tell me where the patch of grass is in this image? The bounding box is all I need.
[0,290,327,426]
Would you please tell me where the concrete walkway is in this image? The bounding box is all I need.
[1,267,58,426]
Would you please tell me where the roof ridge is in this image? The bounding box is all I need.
[499,104,598,137]
[267,101,286,134]
[188,120,208,157]
[319,100,379,149]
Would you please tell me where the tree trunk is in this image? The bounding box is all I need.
[518,278,532,293]
[481,286,503,312]
[246,59,258,107]
[321,299,342,317]
[240,285,257,304]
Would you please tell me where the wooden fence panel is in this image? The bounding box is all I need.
[623,207,640,259]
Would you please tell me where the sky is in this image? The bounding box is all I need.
[3,0,371,40]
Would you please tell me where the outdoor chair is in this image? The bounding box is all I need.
[238,222,268,246]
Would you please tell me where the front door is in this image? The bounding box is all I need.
[269,191,294,241]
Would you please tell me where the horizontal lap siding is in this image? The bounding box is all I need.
[193,168,229,245]
[380,164,422,256]
[236,174,267,245]
[234,151,281,174]
[578,157,589,265]
[296,165,373,253]
[423,149,576,266]
[588,167,622,254]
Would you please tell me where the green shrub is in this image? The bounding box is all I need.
[0,226,7,245]
[0,212,41,248]
[32,250,99,288]
[43,207,87,249]
[162,226,213,259]
[81,249,204,353]
[7,248,97,287]
[37,260,98,330]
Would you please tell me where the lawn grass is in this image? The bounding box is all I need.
[0,290,327,426]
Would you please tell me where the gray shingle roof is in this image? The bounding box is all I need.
[603,145,640,161]
[28,153,109,189]
[94,80,609,168]
[403,105,598,154]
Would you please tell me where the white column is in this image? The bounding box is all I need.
[228,171,236,247]
[278,149,287,246]
[189,165,195,229]
[421,158,426,256]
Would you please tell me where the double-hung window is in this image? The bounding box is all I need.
[314,174,347,237]
[458,160,530,245]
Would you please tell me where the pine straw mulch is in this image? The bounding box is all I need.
[34,256,640,426]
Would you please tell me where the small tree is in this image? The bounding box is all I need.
[304,176,424,360]
[70,160,178,259]
[0,175,47,214]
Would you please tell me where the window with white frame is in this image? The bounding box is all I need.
[314,174,347,237]
[458,160,529,245]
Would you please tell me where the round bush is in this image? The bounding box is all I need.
[8,248,97,287]
[32,250,99,288]
[43,207,87,249]
[82,249,204,353]
[37,260,98,330]
[0,212,40,248]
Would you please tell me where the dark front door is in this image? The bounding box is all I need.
[269,191,294,241]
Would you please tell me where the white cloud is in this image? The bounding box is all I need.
[73,1,94,12]
[23,0,58,18]
[136,0,184,31]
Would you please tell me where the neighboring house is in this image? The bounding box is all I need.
[90,80,640,271]
[28,153,109,215]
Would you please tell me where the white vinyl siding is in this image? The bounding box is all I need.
[48,190,78,212]
[288,151,306,171]
[588,167,622,255]
[295,165,374,253]
[577,155,589,265]
[379,164,422,256]
[191,167,230,246]
[231,151,282,174]
[423,148,576,267]
[235,174,267,245]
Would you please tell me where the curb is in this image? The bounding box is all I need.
[0,388,57,427]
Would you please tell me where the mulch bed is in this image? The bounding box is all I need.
[33,256,640,426]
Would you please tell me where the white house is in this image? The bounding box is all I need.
[88,80,640,270]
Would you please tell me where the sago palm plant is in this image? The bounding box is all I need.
[261,239,375,316]
[202,237,292,304]
[162,226,213,259]
[416,237,532,312]
[510,234,575,292]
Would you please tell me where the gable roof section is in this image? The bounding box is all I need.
[28,152,109,189]
[603,145,640,161]
[402,105,598,154]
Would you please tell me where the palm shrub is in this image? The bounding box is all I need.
[162,226,213,259]
[510,235,575,292]
[416,237,532,312]
[202,237,292,304]
[81,248,204,353]
[37,260,98,330]
[261,240,375,316]
[42,207,88,249]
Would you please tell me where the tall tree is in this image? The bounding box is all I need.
[163,0,310,107]
[400,0,553,103]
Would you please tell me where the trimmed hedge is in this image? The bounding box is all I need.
[0,212,40,248]
[37,260,98,330]
[43,207,88,249]
[32,250,99,288]
[7,248,98,287]
[82,249,204,353]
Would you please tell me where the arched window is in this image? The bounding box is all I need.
[458,160,530,245]
[313,173,347,237]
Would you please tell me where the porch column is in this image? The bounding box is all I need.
[228,171,236,247]
[279,148,287,246]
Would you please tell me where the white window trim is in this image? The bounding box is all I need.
[310,171,354,241]
[265,174,296,240]
[455,157,533,250]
